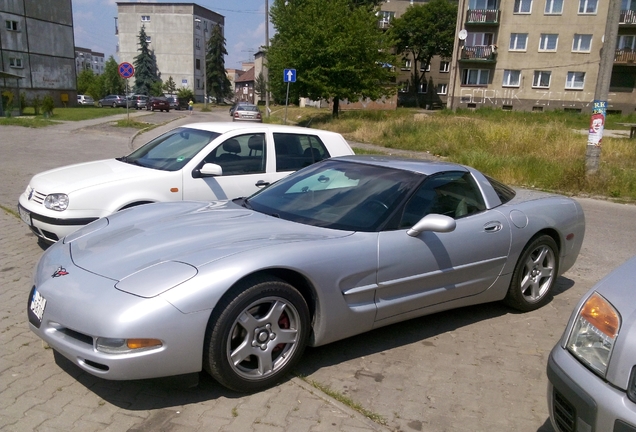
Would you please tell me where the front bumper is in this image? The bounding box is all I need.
[18,202,97,242]
[28,242,211,380]
[547,345,636,432]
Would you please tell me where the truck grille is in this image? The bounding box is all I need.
[553,389,576,432]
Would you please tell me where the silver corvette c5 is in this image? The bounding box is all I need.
[28,156,585,392]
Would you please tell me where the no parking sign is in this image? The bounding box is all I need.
[118,62,135,79]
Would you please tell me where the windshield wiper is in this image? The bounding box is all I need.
[116,156,128,162]
[233,197,252,209]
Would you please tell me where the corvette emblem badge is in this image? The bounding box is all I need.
[52,267,69,278]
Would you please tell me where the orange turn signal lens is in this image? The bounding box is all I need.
[126,338,162,349]
[580,292,620,338]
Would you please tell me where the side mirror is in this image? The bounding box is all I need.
[198,163,223,177]
[407,214,456,237]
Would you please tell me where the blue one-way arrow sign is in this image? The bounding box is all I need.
[284,69,296,83]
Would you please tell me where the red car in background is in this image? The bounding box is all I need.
[146,97,171,112]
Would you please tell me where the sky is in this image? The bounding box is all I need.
[71,0,272,69]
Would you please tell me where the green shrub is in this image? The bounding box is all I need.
[42,95,55,117]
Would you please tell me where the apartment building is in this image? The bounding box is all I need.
[447,0,636,113]
[1,0,76,108]
[379,0,453,108]
[116,2,224,102]
[75,47,105,76]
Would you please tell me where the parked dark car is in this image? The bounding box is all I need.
[128,95,148,110]
[164,95,189,110]
[146,97,171,112]
[97,95,127,108]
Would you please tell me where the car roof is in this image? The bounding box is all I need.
[181,122,344,137]
[332,155,469,176]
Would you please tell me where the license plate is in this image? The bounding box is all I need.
[18,205,32,226]
[30,289,47,324]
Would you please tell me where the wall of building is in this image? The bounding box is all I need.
[0,0,76,107]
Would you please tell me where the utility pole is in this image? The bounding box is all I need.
[265,0,270,118]
[586,0,621,176]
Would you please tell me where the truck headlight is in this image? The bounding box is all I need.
[566,292,620,377]
[44,193,69,211]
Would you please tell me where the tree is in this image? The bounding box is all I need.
[268,0,396,117]
[102,56,125,96]
[133,25,160,95]
[254,72,267,103]
[389,0,457,107]
[206,24,232,103]
[77,69,96,95]
[163,76,177,95]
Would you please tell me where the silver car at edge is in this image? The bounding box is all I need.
[547,255,636,432]
[28,156,585,393]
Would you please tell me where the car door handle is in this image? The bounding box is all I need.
[255,180,270,188]
[484,221,503,233]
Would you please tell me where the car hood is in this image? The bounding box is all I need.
[68,200,352,281]
[29,159,153,194]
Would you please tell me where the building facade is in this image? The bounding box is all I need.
[1,0,76,108]
[447,0,636,113]
[379,0,453,108]
[75,47,105,76]
[116,2,224,102]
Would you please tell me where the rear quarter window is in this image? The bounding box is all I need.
[485,175,516,204]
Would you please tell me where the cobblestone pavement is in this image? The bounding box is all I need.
[2,112,636,431]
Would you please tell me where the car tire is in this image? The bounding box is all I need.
[151,107,155,112]
[203,275,310,392]
[112,102,117,108]
[504,234,559,312]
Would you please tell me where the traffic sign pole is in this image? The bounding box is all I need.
[118,62,135,122]
[283,69,296,125]
[284,82,290,125]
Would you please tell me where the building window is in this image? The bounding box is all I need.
[572,34,593,52]
[418,82,428,93]
[532,70,551,88]
[437,83,448,95]
[196,38,200,49]
[544,0,563,14]
[461,69,490,85]
[398,81,409,92]
[470,0,497,8]
[146,36,151,43]
[9,57,23,68]
[578,0,598,14]
[420,63,431,72]
[377,10,394,28]
[618,35,636,50]
[5,20,19,31]
[439,61,450,73]
[196,79,201,89]
[565,71,585,89]
[509,33,528,51]
[196,59,201,70]
[466,32,494,46]
[402,59,412,70]
[503,70,521,87]
[514,0,533,13]
[141,15,150,22]
[539,34,558,51]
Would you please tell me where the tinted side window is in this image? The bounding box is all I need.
[485,175,516,204]
[274,133,330,172]
[400,171,486,228]
[204,133,266,175]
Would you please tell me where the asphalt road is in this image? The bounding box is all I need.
[1,110,635,431]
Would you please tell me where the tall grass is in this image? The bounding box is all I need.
[309,109,636,201]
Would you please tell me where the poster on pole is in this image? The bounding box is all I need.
[587,100,606,147]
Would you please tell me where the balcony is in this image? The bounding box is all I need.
[459,45,497,63]
[465,9,500,25]
[620,9,636,25]
[615,49,636,65]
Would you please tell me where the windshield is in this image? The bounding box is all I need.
[124,127,220,171]
[248,159,418,231]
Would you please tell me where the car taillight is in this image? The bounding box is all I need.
[234,112,239,118]
[257,113,262,119]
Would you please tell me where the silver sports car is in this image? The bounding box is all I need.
[28,156,585,392]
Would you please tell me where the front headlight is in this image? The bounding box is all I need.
[44,193,69,211]
[566,292,621,377]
